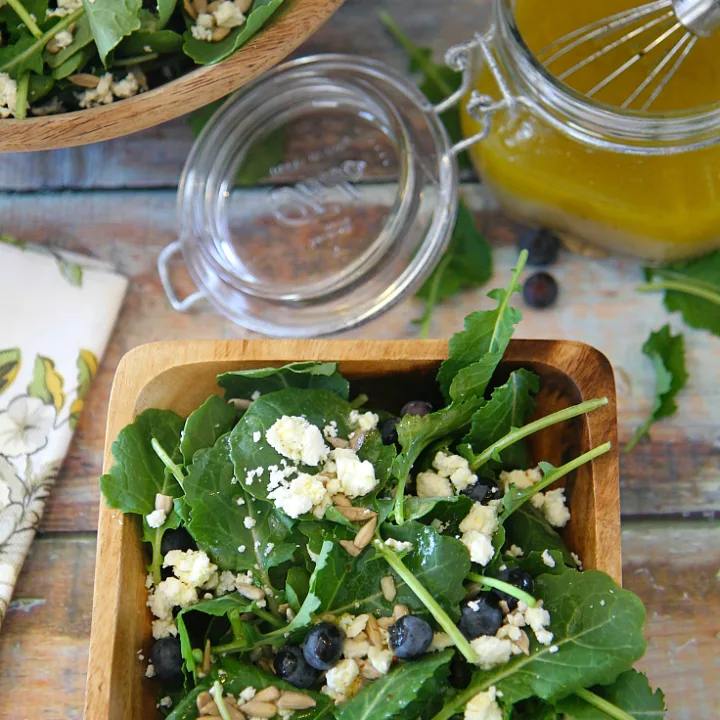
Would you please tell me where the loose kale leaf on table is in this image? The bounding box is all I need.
[184,434,296,573]
[335,650,453,720]
[99,408,185,515]
[182,0,286,65]
[626,324,687,453]
[556,669,667,719]
[218,361,350,401]
[180,394,236,464]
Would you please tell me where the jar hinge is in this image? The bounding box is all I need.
[158,240,205,312]
[435,28,515,156]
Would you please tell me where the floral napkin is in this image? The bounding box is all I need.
[0,238,127,629]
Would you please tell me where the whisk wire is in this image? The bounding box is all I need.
[640,33,698,109]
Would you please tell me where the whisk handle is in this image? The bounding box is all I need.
[673,0,720,37]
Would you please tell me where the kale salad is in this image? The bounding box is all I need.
[100,254,666,720]
[0,0,284,118]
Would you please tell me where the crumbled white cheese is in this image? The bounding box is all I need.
[236,497,246,506]
[496,623,523,643]
[339,613,369,638]
[213,0,246,28]
[323,421,338,439]
[159,696,173,708]
[507,544,523,558]
[326,447,377,498]
[570,551,583,570]
[367,646,393,674]
[530,492,545,510]
[383,538,413,552]
[251,390,261,401]
[253,431,261,442]
[416,471,453,498]
[349,410,379,432]
[152,618,178,640]
[266,415,329,466]
[323,658,360,701]
[343,638,370,659]
[147,577,198,620]
[433,451,477,492]
[53,29,74,50]
[541,488,571,528]
[470,636,513,670]
[239,686,257,702]
[524,602,553,646]
[428,632,455,653]
[461,530,494,566]
[145,663,156,678]
[163,549,217,587]
[77,72,142,109]
[464,686,503,720]
[216,570,239,595]
[549,645,559,653]
[499,467,542,491]
[244,516,257,529]
[46,0,82,18]
[269,472,328,518]
[145,508,167,529]
[459,501,500,537]
[541,549,556,568]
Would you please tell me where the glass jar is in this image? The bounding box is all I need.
[158,55,465,337]
[460,0,720,260]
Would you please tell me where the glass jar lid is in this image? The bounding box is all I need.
[161,54,461,337]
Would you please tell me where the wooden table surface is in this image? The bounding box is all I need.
[1,1,718,718]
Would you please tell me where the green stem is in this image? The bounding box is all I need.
[0,7,83,74]
[378,11,455,96]
[470,397,608,470]
[374,540,479,664]
[228,609,243,640]
[14,72,29,119]
[6,0,43,39]
[574,689,636,720]
[151,437,185,488]
[253,606,284,629]
[151,526,163,585]
[467,573,536,607]
[246,496,280,616]
[489,249,528,352]
[393,474,408,526]
[350,393,369,409]
[113,52,160,66]
[637,279,720,306]
[418,251,452,339]
[212,681,234,720]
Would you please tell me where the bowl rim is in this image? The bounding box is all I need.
[0,0,345,153]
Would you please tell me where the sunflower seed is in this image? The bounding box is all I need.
[349,430,366,452]
[254,686,280,702]
[340,539,362,557]
[366,615,382,647]
[277,692,317,710]
[193,0,208,12]
[69,74,100,88]
[514,629,531,656]
[236,583,265,601]
[327,436,350,449]
[336,505,376,522]
[197,692,217,716]
[353,516,377,549]
[332,494,352,507]
[155,493,173,514]
[211,26,231,41]
[202,639,212,674]
[239,700,277,717]
[381,576,396,602]
[377,616,394,630]
[230,398,252,410]
[361,663,382,680]
[235,0,253,12]
[183,0,198,19]
[393,604,409,621]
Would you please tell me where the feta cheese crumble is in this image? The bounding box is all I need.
[46,0,82,18]
[540,488,571,528]
[77,72,142,109]
[163,549,217,587]
[268,472,328,518]
[349,410,379,431]
[465,686,503,720]
[367,646,393,674]
[383,538,413,552]
[433,451,477,492]
[507,544,524,557]
[470,636,514,670]
[244,516,256,529]
[266,415,329,466]
[325,447,377,498]
[459,501,500,536]
[323,421,338,439]
[500,467,542,491]
[145,508,167,529]
[323,658,360,702]
[524,602,553,646]
[541,549,556,568]
[253,431,261,442]
[416,471,453,498]
[461,530,494,566]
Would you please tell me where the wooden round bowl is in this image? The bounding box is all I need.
[0,0,344,153]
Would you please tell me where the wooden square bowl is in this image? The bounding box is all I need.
[85,338,620,719]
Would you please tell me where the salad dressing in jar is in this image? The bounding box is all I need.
[461,0,720,260]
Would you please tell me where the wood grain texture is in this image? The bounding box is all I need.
[0,0,491,189]
[2,522,715,720]
[85,337,618,719]
[0,0,345,153]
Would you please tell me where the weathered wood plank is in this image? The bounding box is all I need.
[1,523,716,718]
[1,187,716,530]
[0,0,491,191]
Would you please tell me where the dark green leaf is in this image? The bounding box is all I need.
[184,434,296,573]
[285,566,310,612]
[0,33,44,78]
[45,14,93,68]
[157,0,177,27]
[83,0,142,64]
[503,505,575,567]
[463,369,539,468]
[335,650,453,720]
[180,394,236,464]
[557,670,667,719]
[182,0,285,65]
[50,45,93,79]
[28,73,54,103]
[118,28,184,56]
[99,408,185,515]
[403,495,464,522]
[645,251,720,336]
[626,325,687,452]
[218,361,349,401]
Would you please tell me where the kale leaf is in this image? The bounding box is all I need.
[180,394,236,464]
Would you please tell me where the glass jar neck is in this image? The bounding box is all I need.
[492,0,720,154]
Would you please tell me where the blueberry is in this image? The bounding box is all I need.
[458,595,503,639]
[518,228,560,266]
[523,272,558,309]
[493,568,535,611]
[161,527,197,556]
[380,417,400,445]
[274,645,319,689]
[449,653,472,689]
[461,477,503,505]
[388,615,433,659]
[400,400,433,417]
[150,637,183,682]
[302,622,344,670]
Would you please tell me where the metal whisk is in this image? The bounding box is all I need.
[536,0,720,110]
